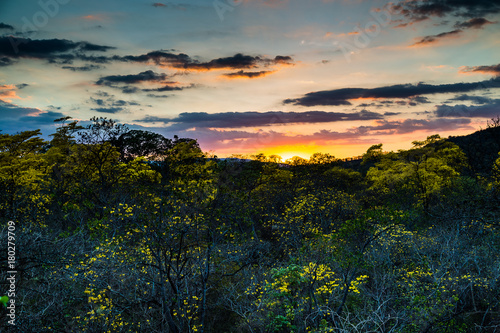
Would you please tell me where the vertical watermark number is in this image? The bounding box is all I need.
[5,221,17,325]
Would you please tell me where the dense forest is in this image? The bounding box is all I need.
[1,116,500,332]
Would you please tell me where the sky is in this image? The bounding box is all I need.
[0,0,499,159]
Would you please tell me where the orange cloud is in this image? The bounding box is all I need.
[0,84,22,103]
[459,64,500,76]
[422,65,453,71]
[82,14,106,21]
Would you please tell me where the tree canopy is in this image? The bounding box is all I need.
[1,119,500,332]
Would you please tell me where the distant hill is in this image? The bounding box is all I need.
[448,126,500,176]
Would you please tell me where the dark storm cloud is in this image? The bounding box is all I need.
[273,55,294,64]
[187,54,292,70]
[15,83,29,89]
[284,77,500,107]
[135,110,384,130]
[0,37,293,78]
[95,70,185,94]
[0,37,114,67]
[357,103,379,108]
[370,96,432,107]
[0,99,67,130]
[222,70,275,78]
[19,110,66,124]
[90,98,105,106]
[96,70,170,85]
[460,63,500,75]
[390,0,500,23]
[120,51,293,70]
[95,91,111,97]
[146,94,170,98]
[142,85,188,92]
[434,100,500,118]
[410,96,432,105]
[113,99,140,106]
[91,107,124,114]
[447,94,493,104]
[120,86,140,94]
[0,57,13,66]
[119,50,191,66]
[89,94,140,110]
[0,37,113,56]
[0,100,39,118]
[62,64,103,71]
[454,17,496,29]
[411,29,462,46]
[0,23,14,30]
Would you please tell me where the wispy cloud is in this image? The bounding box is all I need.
[447,94,493,104]
[410,29,462,47]
[434,100,500,118]
[222,70,276,79]
[454,17,496,29]
[459,63,500,76]
[0,23,14,30]
[91,107,125,114]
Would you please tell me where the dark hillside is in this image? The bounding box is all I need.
[448,126,500,175]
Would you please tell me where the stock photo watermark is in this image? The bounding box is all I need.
[334,5,403,63]
[9,0,71,53]
[213,0,243,21]
[3,221,17,326]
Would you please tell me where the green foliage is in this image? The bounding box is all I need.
[361,143,383,165]
[366,134,468,210]
[112,129,173,162]
[0,130,48,222]
[3,124,500,332]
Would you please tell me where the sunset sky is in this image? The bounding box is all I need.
[1,0,499,159]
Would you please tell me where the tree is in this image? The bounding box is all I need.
[78,116,128,145]
[366,135,468,211]
[113,130,173,162]
[0,130,47,221]
[361,143,383,165]
[285,156,308,166]
[309,153,336,165]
